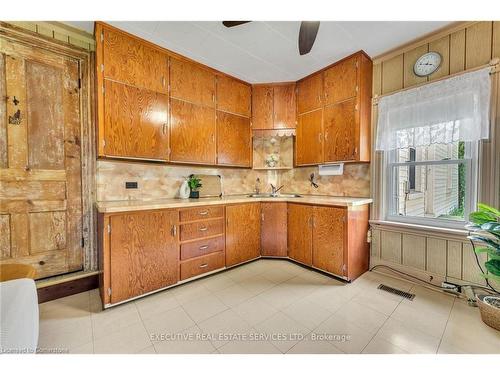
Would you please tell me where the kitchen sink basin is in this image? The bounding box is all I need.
[247,193,302,198]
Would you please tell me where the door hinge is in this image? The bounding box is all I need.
[81,237,85,247]
[342,264,347,274]
[101,64,104,72]
[107,224,111,233]
[102,86,105,94]
[101,32,104,42]
[107,287,111,296]
[102,140,106,148]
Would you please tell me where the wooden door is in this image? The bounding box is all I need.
[324,56,358,106]
[216,75,251,117]
[102,26,167,93]
[110,210,178,304]
[297,73,323,114]
[252,86,273,130]
[225,203,261,267]
[216,111,251,167]
[0,39,83,278]
[287,204,312,265]
[104,80,169,160]
[170,99,216,164]
[313,206,345,276]
[323,99,357,162]
[296,109,323,166]
[261,203,287,257]
[273,84,296,129]
[170,58,215,107]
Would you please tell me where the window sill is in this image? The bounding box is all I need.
[369,219,469,239]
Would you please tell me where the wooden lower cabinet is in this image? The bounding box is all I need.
[287,204,313,265]
[107,210,179,304]
[225,203,261,267]
[261,203,287,257]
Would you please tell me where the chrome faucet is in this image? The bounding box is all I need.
[270,184,284,197]
[255,178,261,194]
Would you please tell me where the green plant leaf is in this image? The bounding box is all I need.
[469,211,497,225]
[481,222,500,237]
[478,203,500,217]
[485,259,500,276]
[474,246,500,259]
[467,235,500,250]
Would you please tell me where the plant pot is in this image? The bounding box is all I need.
[189,190,199,199]
[476,294,500,331]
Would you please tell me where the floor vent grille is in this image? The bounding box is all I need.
[377,284,415,300]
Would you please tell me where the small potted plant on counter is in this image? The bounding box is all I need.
[466,203,500,331]
[187,174,202,199]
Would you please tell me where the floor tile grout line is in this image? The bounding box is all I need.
[436,296,457,354]
[135,300,159,353]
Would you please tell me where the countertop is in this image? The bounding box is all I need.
[96,195,373,213]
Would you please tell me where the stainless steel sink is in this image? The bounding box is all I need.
[247,193,302,198]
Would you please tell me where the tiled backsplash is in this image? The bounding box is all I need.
[96,160,370,201]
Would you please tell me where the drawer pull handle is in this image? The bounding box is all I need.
[199,263,208,268]
[199,211,209,215]
[199,227,208,231]
[199,245,209,250]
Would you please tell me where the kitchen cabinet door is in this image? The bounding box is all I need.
[313,206,346,276]
[216,75,251,117]
[104,80,169,160]
[109,210,178,304]
[170,98,216,165]
[103,26,167,93]
[295,109,323,166]
[261,203,287,257]
[287,204,313,265]
[297,73,323,114]
[170,57,216,108]
[323,56,358,106]
[273,84,296,129]
[216,111,252,167]
[323,98,357,162]
[252,86,274,130]
[225,203,261,267]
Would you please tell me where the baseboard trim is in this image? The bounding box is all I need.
[37,273,99,303]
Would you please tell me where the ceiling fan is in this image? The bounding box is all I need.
[222,21,320,56]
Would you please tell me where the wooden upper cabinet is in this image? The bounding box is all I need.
[225,203,261,267]
[170,58,215,107]
[102,26,168,93]
[252,86,273,130]
[104,80,169,160]
[216,75,251,117]
[324,55,358,105]
[323,98,357,162]
[216,111,251,167]
[287,204,313,265]
[170,99,216,164]
[312,206,346,276]
[297,73,323,114]
[261,203,287,257]
[273,84,296,129]
[109,210,179,304]
[296,109,323,166]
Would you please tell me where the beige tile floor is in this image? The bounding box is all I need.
[38,259,500,354]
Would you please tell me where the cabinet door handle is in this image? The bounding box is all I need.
[318,133,322,143]
[171,225,177,237]
[199,226,208,232]
[199,245,209,250]
[162,123,167,134]
[199,211,209,216]
[199,263,208,268]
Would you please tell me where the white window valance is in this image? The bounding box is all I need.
[376,67,491,151]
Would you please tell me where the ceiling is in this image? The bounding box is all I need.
[66,21,452,83]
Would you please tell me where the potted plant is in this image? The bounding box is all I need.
[466,203,500,331]
[187,174,202,199]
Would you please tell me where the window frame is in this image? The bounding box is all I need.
[385,142,478,229]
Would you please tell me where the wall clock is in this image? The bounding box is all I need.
[413,51,442,77]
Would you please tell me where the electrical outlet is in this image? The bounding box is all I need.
[125,181,138,189]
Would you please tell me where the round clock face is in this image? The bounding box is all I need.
[413,52,442,77]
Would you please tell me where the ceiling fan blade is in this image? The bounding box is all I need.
[298,21,320,55]
[222,21,251,28]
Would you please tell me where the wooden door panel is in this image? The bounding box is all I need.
[324,56,358,105]
[103,27,167,93]
[273,84,296,129]
[216,75,251,117]
[297,73,322,114]
[296,109,323,166]
[110,210,178,304]
[170,58,215,107]
[287,204,312,265]
[226,203,261,267]
[313,206,345,275]
[104,80,169,160]
[170,98,216,164]
[252,86,273,130]
[216,111,251,167]
[323,99,357,162]
[0,39,83,278]
[261,203,287,257]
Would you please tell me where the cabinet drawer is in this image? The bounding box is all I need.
[180,218,224,241]
[179,206,224,222]
[180,251,225,280]
[180,236,225,260]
